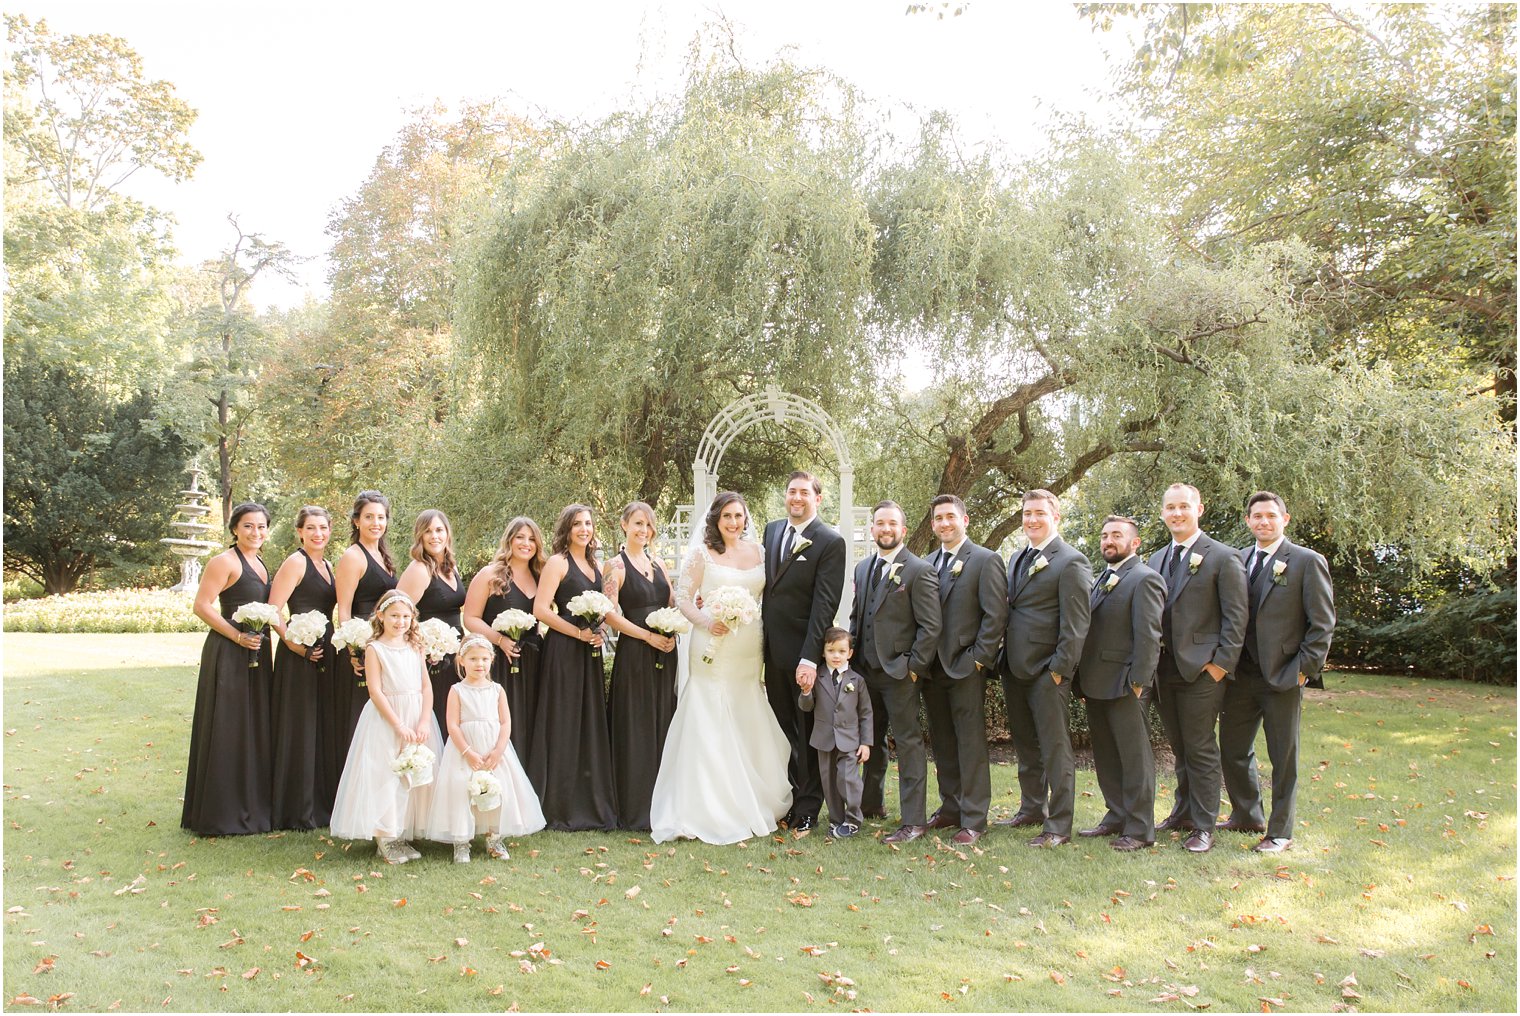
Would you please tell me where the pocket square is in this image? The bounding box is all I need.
[796,555,808,562]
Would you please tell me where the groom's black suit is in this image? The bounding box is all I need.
[762,515,845,825]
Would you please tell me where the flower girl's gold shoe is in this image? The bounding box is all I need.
[485,836,509,860]
[453,842,471,863]
[377,837,410,864]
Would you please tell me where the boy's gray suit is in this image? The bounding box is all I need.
[799,666,874,828]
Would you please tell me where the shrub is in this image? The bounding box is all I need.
[3,588,200,633]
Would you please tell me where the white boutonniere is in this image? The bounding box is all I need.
[1028,554,1049,577]
[1188,552,1204,574]
[1104,571,1121,592]
[792,537,812,556]
[887,561,904,585]
[1271,560,1287,586]
[844,682,856,693]
[950,559,964,578]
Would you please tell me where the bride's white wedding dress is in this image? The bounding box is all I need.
[649,545,792,844]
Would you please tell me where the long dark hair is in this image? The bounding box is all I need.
[550,504,600,559]
[703,492,748,553]
[409,508,458,580]
[348,490,394,573]
[488,516,547,595]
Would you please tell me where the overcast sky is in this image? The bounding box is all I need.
[16,1,1126,309]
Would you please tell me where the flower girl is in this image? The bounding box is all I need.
[329,589,443,863]
[426,635,546,861]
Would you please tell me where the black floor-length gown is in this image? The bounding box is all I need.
[272,553,334,830]
[182,549,274,836]
[484,580,542,768]
[608,551,677,831]
[527,553,617,831]
[324,546,395,809]
[417,568,466,734]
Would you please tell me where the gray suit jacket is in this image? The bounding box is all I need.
[932,542,1008,680]
[1077,557,1165,700]
[1000,535,1092,683]
[849,548,941,680]
[798,666,873,752]
[1238,538,1336,690]
[1145,532,1249,680]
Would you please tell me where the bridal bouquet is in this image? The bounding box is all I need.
[565,590,616,659]
[230,602,280,667]
[392,743,435,788]
[417,618,462,665]
[700,586,760,666]
[468,770,502,813]
[330,617,372,653]
[491,608,538,674]
[644,607,691,670]
[284,609,328,650]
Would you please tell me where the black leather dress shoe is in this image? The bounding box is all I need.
[994,811,1044,828]
[1078,823,1122,838]
[1183,830,1213,853]
[861,808,888,821]
[1111,835,1154,852]
[792,815,815,833]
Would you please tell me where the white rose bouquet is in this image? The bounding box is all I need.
[230,602,280,668]
[392,742,435,788]
[565,590,616,659]
[468,770,502,813]
[700,585,760,666]
[417,618,461,665]
[644,607,691,670]
[284,609,329,650]
[491,608,538,674]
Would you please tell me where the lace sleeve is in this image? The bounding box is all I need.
[676,547,712,629]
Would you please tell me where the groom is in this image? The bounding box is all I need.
[762,470,846,833]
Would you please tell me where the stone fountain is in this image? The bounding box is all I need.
[161,466,221,592]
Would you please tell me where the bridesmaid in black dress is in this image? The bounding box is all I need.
[183,502,274,836]
[398,509,466,734]
[462,516,546,766]
[529,504,617,831]
[603,502,678,831]
[330,490,396,804]
[266,505,336,830]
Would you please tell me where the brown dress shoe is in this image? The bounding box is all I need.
[1027,832,1070,847]
[926,811,959,830]
[995,811,1044,828]
[1217,816,1267,833]
[1078,823,1122,838]
[1252,836,1293,853]
[1111,835,1154,852]
[883,824,926,845]
[950,828,982,846]
[1156,815,1194,833]
[1183,830,1213,853]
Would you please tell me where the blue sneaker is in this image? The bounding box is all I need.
[831,822,858,838]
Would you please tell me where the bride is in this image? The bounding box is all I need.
[649,492,793,843]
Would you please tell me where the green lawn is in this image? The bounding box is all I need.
[3,634,1514,1012]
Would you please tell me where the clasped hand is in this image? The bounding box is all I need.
[396,723,428,745]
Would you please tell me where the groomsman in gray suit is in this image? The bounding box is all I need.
[850,500,942,846]
[921,494,1008,847]
[1076,515,1165,851]
[1218,491,1335,853]
[997,489,1091,847]
[1146,482,1249,853]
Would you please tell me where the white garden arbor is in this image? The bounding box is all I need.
[671,385,860,621]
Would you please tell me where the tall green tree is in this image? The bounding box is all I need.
[449,53,876,538]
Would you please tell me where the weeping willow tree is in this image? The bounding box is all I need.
[445,49,877,539]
